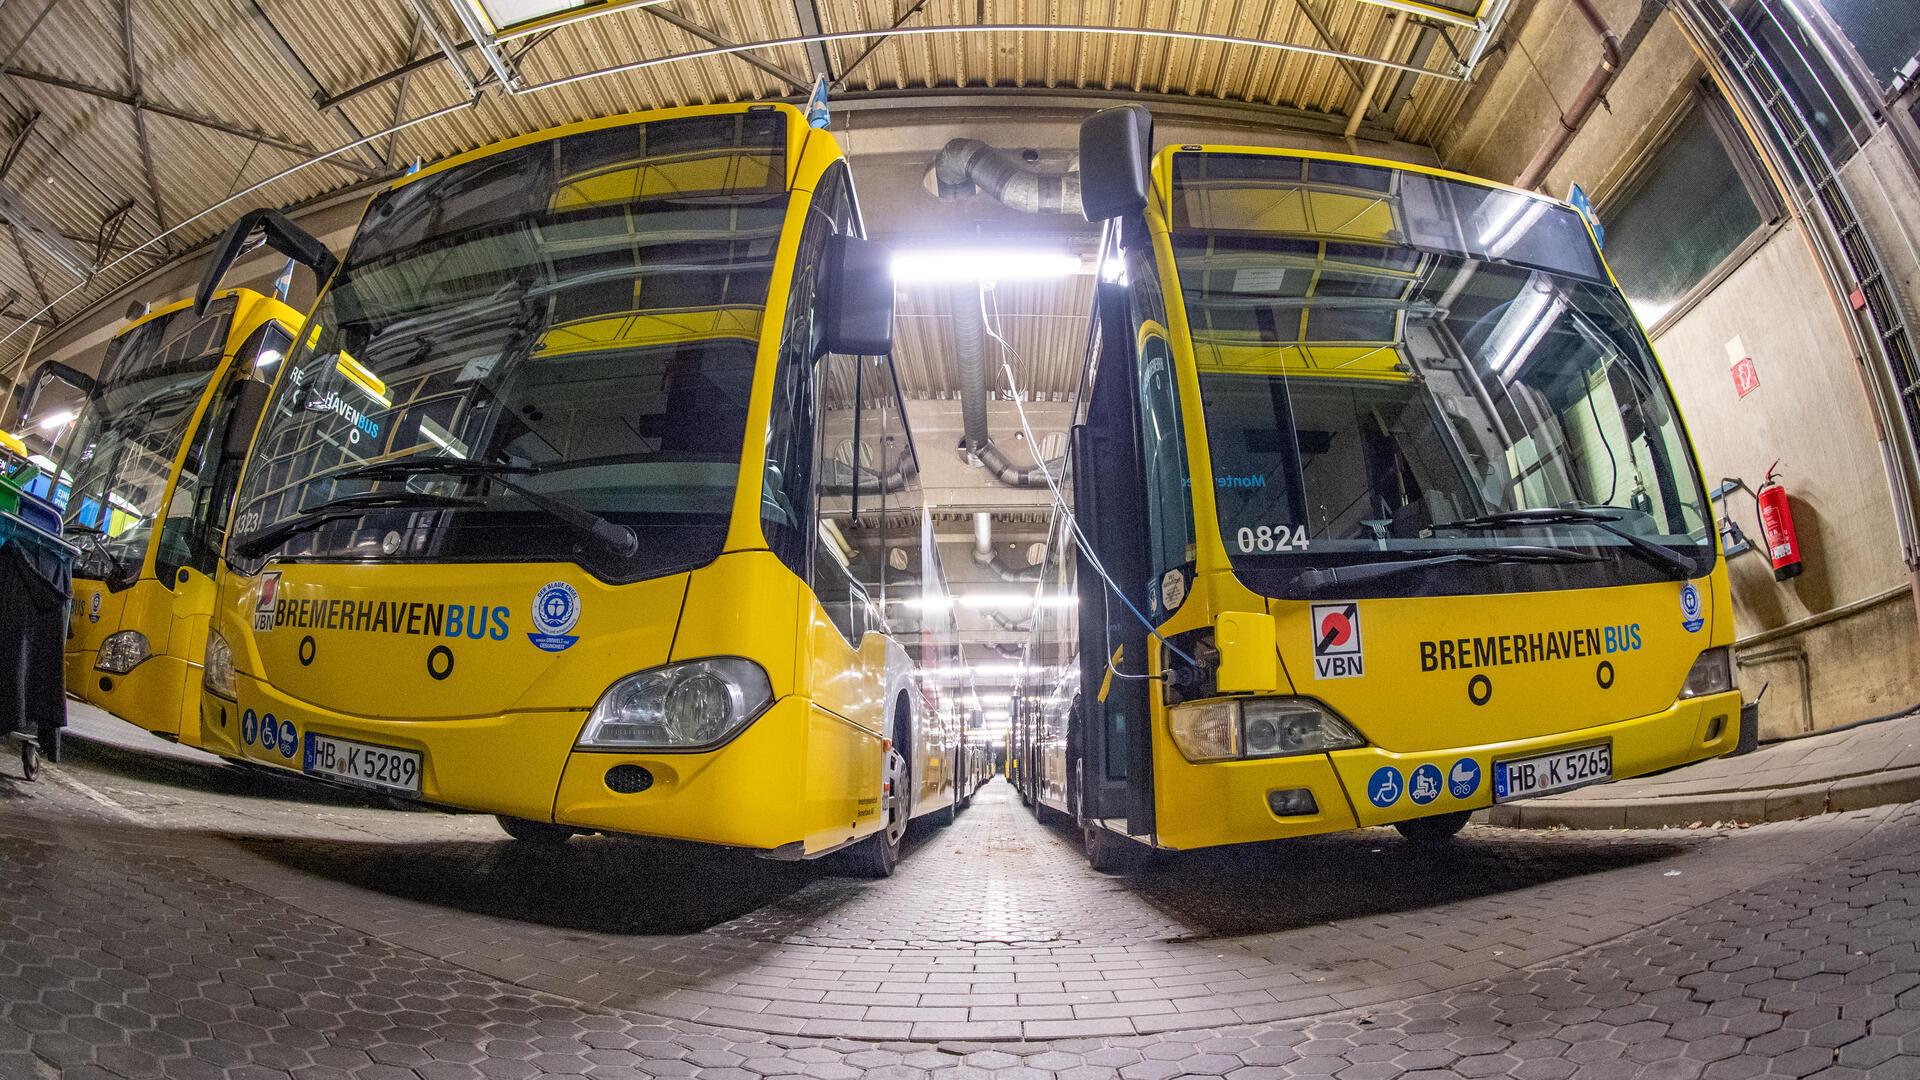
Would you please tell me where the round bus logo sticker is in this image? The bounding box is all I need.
[1408,764,1443,805]
[240,708,259,746]
[1680,582,1704,633]
[259,713,279,754]
[528,581,581,653]
[1368,766,1402,808]
[278,718,297,759]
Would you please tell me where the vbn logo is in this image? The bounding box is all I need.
[1310,602,1364,680]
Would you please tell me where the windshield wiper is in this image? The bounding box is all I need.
[1289,546,1600,590]
[62,524,135,585]
[1427,507,1696,576]
[231,491,482,560]
[338,458,639,557]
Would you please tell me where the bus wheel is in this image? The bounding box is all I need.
[496,815,577,845]
[1394,810,1471,847]
[844,746,909,878]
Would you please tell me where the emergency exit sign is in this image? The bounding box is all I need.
[1727,335,1759,399]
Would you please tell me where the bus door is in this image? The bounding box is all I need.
[1070,282,1154,838]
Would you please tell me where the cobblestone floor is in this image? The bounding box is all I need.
[5,728,1920,1077]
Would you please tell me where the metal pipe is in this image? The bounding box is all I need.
[934,138,1081,215]
[1344,10,1409,140]
[950,281,1056,488]
[0,97,478,354]
[1513,0,1622,190]
[406,0,480,95]
[518,21,1457,96]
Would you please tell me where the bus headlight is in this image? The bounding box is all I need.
[95,630,150,673]
[1679,647,1734,699]
[203,631,236,700]
[1169,697,1364,764]
[577,658,773,750]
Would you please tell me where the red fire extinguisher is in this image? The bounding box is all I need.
[1755,461,1803,581]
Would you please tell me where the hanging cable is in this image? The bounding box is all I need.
[981,282,1198,670]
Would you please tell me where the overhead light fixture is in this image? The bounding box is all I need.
[464,0,667,40]
[34,409,75,431]
[890,249,1085,283]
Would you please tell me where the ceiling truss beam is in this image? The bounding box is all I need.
[642,6,810,92]
[244,0,388,175]
[0,63,384,178]
[118,0,169,251]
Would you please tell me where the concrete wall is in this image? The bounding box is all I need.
[1440,1,1920,737]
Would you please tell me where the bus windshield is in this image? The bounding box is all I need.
[230,111,790,583]
[59,299,235,584]
[1170,153,1713,596]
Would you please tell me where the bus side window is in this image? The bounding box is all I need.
[157,321,296,583]
[763,204,832,578]
[1130,246,1196,618]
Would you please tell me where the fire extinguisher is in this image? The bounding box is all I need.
[1755,461,1803,581]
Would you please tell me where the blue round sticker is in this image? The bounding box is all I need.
[1367,766,1403,808]
[240,708,259,746]
[1448,758,1482,799]
[1680,581,1704,633]
[1408,763,1444,805]
[277,718,297,759]
[259,713,279,754]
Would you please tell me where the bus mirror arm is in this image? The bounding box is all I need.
[17,359,94,429]
[195,209,339,317]
[221,378,272,462]
[824,234,894,357]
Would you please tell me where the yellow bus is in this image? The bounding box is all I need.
[195,103,966,875]
[1018,106,1741,868]
[45,290,299,745]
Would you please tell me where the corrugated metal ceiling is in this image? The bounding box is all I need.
[0,0,1491,375]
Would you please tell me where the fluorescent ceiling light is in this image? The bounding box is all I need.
[891,249,1084,283]
[34,409,74,431]
[467,0,667,38]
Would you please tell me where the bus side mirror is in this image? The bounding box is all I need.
[824,233,894,357]
[1078,105,1154,222]
[196,208,338,317]
[222,378,272,461]
[1215,611,1279,694]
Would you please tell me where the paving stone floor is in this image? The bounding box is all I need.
[5,727,1920,1077]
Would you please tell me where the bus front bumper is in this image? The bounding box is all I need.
[1154,691,1742,850]
[200,682,865,854]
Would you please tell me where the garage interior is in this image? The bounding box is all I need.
[4,0,1920,1076]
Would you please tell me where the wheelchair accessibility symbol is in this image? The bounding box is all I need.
[1368,766,1403,808]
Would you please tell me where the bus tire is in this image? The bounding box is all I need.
[1394,810,1471,846]
[496,815,576,845]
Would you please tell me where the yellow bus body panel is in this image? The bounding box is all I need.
[62,288,301,745]
[1125,143,1739,851]
[199,106,921,856]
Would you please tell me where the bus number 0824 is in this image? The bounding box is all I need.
[1236,524,1308,553]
